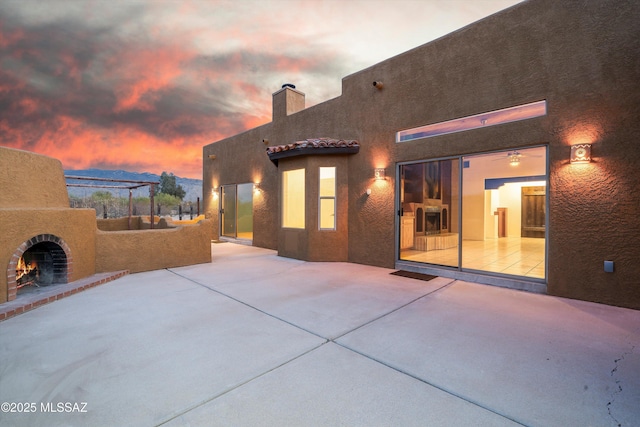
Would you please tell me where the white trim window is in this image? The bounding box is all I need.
[318,167,336,230]
[282,168,305,229]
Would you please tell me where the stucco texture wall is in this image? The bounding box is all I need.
[1,146,96,303]
[95,220,213,273]
[0,147,70,209]
[0,209,97,303]
[203,0,640,309]
[203,126,279,249]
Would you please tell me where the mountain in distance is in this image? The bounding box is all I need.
[64,169,203,202]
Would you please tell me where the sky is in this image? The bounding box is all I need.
[0,0,522,179]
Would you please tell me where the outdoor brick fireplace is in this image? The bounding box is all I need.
[1,147,97,304]
[6,234,73,300]
[1,146,212,307]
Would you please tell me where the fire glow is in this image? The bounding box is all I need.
[16,256,38,289]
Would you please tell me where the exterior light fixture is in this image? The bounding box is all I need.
[212,189,219,200]
[373,81,384,90]
[253,183,261,193]
[570,144,591,164]
[374,168,385,180]
[366,188,372,196]
[208,154,217,160]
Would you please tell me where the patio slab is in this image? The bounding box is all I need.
[174,242,453,339]
[164,342,519,427]
[0,267,324,427]
[0,270,128,321]
[336,280,640,427]
[1,242,639,426]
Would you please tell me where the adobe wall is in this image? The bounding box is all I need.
[0,209,97,303]
[95,220,213,273]
[0,147,70,208]
[1,146,96,303]
[96,216,192,231]
[97,217,141,231]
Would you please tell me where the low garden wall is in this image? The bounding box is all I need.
[96,216,178,231]
[95,219,213,273]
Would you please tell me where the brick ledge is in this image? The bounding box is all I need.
[0,271,129,322]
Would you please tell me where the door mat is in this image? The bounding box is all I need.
[390,270,437,281]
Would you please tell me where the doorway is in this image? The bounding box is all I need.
[221,183,253,240]
[521,186,546,238]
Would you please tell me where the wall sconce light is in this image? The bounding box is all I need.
[208,154,217,160]
[374,168,385,180]
[570,144,591,164]
[253,183,261,193]
[212,189,219,200]
[365,188,372,196]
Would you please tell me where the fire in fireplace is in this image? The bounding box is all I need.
[15,241,68,292]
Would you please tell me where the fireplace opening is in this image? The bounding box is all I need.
[425,212,441,235]
[16,242,68,293]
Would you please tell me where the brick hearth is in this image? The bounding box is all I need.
[0,270,128,322]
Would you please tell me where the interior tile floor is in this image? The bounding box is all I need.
[401,236,545,279]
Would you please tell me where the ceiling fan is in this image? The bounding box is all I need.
[493,150,542,166]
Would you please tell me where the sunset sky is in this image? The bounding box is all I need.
[1,0,522,179]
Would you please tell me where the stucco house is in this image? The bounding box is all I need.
[203,0,640,310]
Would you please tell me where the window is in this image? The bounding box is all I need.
[319,167,336,230]
[396,100,547,143]
[282,168,305,228]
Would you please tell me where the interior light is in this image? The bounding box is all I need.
[509,154,521,166]
[570,144,591,164]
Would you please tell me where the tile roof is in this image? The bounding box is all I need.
[266,138,360,165]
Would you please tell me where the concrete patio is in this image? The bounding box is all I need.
[1,242,638,426]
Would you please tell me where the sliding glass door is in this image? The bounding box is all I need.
[221,183,253,240]
[399,158,459,267]
[399,146,547,280]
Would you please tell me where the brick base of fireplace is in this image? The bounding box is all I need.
[0,270,128,322]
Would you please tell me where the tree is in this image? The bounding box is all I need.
[158,172,186,200]
[91,191,113,202]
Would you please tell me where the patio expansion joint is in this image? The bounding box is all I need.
[164,269,526,426]
[163,271,524,425]
[329,277,529,427]
[155,340,329,426]
[333,341,530,426]
[166,268,328,340]
[330,277,456,342]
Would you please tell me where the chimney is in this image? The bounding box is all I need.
[272,84,305,121]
